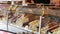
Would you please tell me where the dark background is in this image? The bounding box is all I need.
[26,0,50,4]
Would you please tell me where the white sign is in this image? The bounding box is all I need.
[0,0,22,1]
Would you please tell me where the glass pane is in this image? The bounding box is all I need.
[0,8,7,30]
[8,6,42,34]
[41,6,60,34]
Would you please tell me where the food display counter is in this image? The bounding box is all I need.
[7,5,60,34]
[0,2,60,34]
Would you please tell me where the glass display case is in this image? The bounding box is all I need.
[8,5,42,34]
[0,2,60,34]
